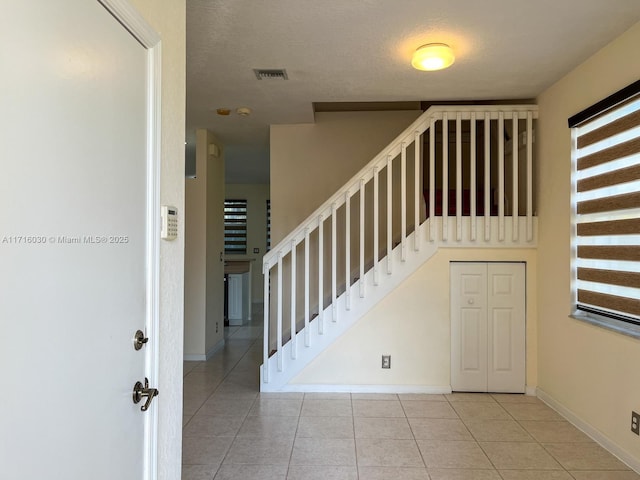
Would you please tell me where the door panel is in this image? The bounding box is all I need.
[461,307,483,371]
[491,308,513,371]
[0,1,152,477]
[487,263,526,393]
[228,273,244,324]
[451,263,487,392]
[450,262,525,393]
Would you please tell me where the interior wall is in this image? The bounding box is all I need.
[536,20,640,464]
[205,132,225,354]
[184,129,224,359]
[128,0,185,479]
[270,110,422,245]
[291,248,538,389]
[225,183,270,304]
[184,136,207,356]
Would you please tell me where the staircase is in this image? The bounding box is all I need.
[261,105,539,392]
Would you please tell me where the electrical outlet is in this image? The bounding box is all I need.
[216,322,219,333]
[381,355,391,369]
[632,411,640,435]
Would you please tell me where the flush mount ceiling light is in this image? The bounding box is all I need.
[411,43,455,71]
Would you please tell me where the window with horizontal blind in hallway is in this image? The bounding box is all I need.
[224,199,247,255]
[570,80,640,330]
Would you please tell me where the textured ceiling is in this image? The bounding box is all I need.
[186,0,640,184]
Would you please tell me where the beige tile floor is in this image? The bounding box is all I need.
[182,320,638,480]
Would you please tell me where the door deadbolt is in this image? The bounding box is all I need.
[132,377,159,412]
[133,330,149,351]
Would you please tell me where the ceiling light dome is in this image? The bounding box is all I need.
[411,43,455,71]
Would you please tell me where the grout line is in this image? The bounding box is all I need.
[183,321,263,477]
[350,393,360,479]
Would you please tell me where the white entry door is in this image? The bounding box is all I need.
[0,1,159,478]
[451,263,526,393]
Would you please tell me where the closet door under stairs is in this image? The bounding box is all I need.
[451,262,526,393]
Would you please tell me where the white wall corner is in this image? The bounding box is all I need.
[183,338,225,361]
[206,338,225,360]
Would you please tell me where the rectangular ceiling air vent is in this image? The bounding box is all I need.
[253,69,288,80]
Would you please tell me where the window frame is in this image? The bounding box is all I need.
[569,80,640,338]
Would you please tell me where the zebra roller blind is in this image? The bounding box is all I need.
[571,80,640,324]
[224,199,247,255]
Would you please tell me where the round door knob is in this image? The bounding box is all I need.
[468,298,474,305]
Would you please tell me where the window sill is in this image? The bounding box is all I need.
[570,312,640,340]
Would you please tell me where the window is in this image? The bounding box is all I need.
[224,199,247,255]
[570,80,640,334]
[266,199,271,252]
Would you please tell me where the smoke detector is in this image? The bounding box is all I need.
[236,107,252,116]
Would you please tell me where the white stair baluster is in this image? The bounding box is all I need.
[498,111,505,241]
[456,112,462,241]
[331,203,337,322]
[373,167,379,285]
[359,178,365,298]
[386,155,393,274]
[345,191,351,310]
[442,112,449,241]
[318,214,323,334]
[527,112,533,241]
[429,119,435,241]
[470,112,477,241]
[414,130,421,251]
[304,228,310,346]
[512,114,519,241]
[290,239,297,359]
[484,112,491,241]
[277,251,283,372]
[401,142,406,261]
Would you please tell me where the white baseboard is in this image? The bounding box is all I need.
[206,339,225,360]
[183,353,206,361]
[265,384,453,394]
[537,387,640,473]
[183,339,225,362]
[270,384,536,396]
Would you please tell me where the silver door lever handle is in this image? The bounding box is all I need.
[133,330,149,351]
[132,378,159,412]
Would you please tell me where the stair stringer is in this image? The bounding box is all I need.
[260,220,438,392]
